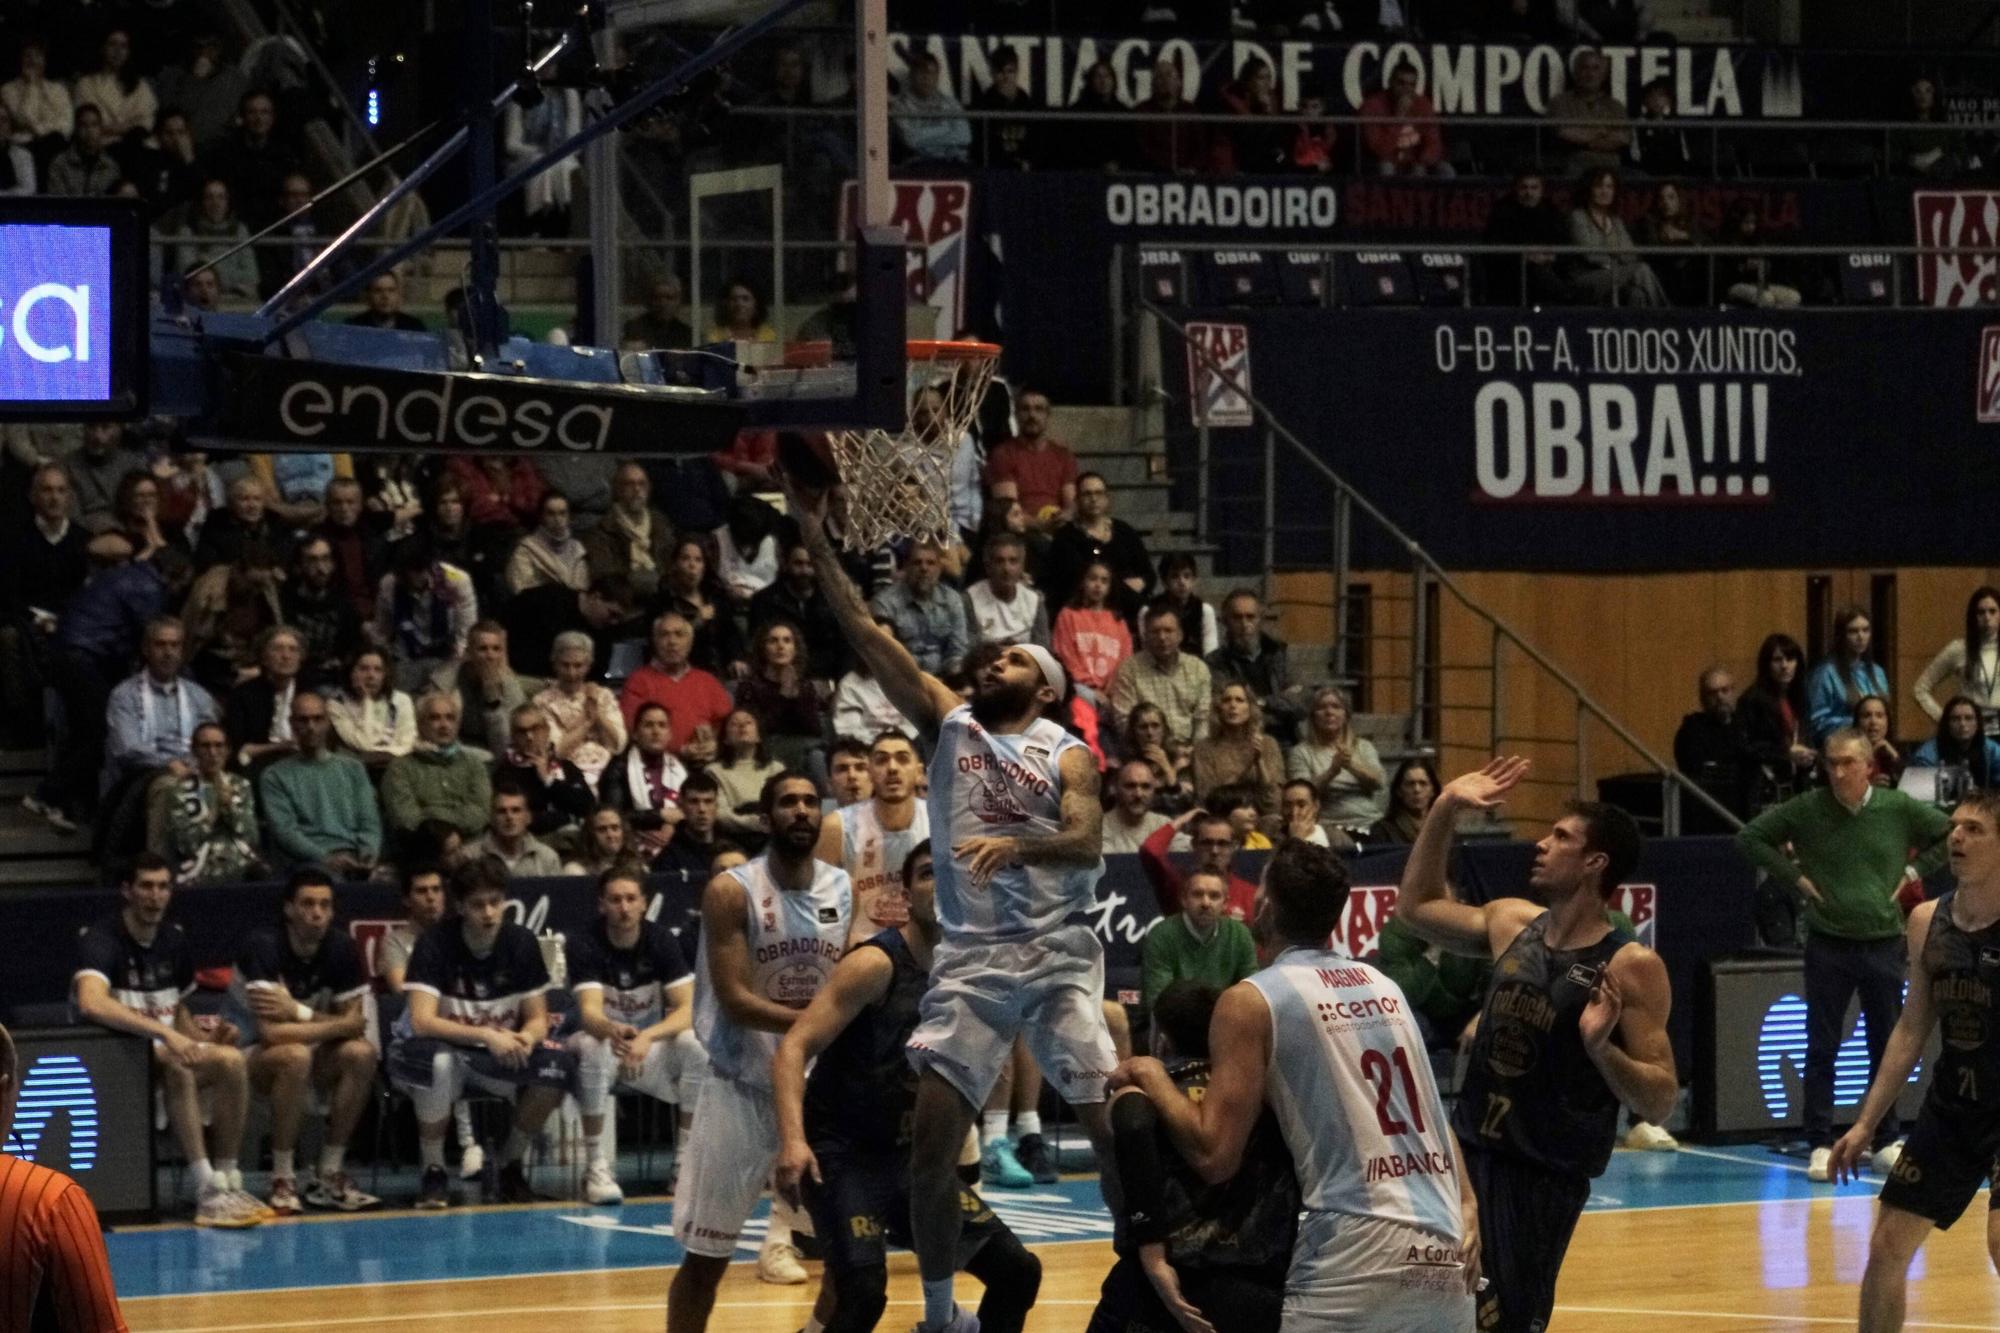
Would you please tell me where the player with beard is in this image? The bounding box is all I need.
[1395,758,1678,1333]
[666,771,852,1333]
[773,841,1043,1333]
[788,476,1118,1333]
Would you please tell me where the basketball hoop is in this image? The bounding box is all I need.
[823,339,1000,553]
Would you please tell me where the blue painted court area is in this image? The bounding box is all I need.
[104,1145,1895,1300]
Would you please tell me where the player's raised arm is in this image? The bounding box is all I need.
[782,474,960,732]
[1396,757,1533,958]
[1110,980,1272,1185]
[700,872,806,1035]
[1580,943,1678,1125]
[1830,900,1942,1183]
[770,947,896,1204]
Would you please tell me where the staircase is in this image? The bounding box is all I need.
[0,750,93,888]
[1048,405,1215,579]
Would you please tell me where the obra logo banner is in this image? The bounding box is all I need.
[210,352,747,455]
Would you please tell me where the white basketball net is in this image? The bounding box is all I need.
[827,345,998,552]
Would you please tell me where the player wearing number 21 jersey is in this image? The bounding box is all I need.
[1112,839,1477,1331]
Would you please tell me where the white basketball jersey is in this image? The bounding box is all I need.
[927,703,1102,940]
[837,797,930,944]
[1246,948,1463,1238]
[693,854,851,1089]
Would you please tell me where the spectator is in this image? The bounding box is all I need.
[1739,631,1817,807]
[735,618,825,772]
[433,621,529,755]
[1912,696,2000,790]
[1206,587,1302,743]
[282,536,363,684]
[1132,56,1208,174]
[1052,559,1133,705]
[1627,78,1694,177]
[823,735,874,808]
[983,388,1077,532]
[502,573,632,681]
[650,768,728,882]
[1066,59,1127,171]
[870,541,969,676]
[170,179,258,300]
[659,535,743,675]
[704,279,777,343]
[967,533,1049,650]
[1917,587,2000,733]
[404,477,504,601]
[1360,62,1451,177]
[1674,665,1753,825]
[136,109,203,216]
[223,625,305,772]
[207,90,295,231]
[374,546,478,694]
[1569,167,1669,307]
[1139,807,1258,922]
[73,30,155,149]
[182,541,284,694]
[962,489,1035,589]
[973,50,1035,169]
[564,806,641,877]
[1481,169,1571,306]
[380,865,448,994]
[618,611,731,760]
[1893,76,1970,179]
[345,270,428,332]
[1139,869,1257,1016]
[492,704,594,837]
[155,34,246,152]
[315,477,386,621]
[2,40,72,166]
[71,855,265,1228]
[621,276,691,350]
[446,455,545,533]
[101,615,220,848]
[1634,179,1704,306]
[1280,778,1333,847]
[1043,473,1155,621]
[1563,0,1654,40]
[259,689,381,876]
[162,721,262,882]
[255,171,325,301]
[26,548,194,834]
[501,78,582,234]
[1190,682,1282,820]
[0,103,33,194]
[750,540,851,682]
[1376,912,1492,1054]
[47,103,121,197]
[326,646,415,768]
[1548,49,1631,173]
[891,52,970,164]
[534,631,626,792]
[1287,685,1386,831]
[1367,757,1440,845]
[466,782,562,877]
[112,469,174,559]
[0,464,89,745]
[194,475,291,572]
[1288,91,1338,172]
[501,491,587,596]
[1736,727,1951,1181]
[1807,606,1890,746]
[1112,603,1214,751]
[382,692,493,848]
[1854,695,1903,788]
[181,267,221,311]
[1104,759,1172,855]
[1721,201,1803,309]
[832,619,919,743]
[598,700,686,860]
[714,497,780,605]
[711,708,786,842]
[1155,552,1218,656]
[1221,57,1288,174]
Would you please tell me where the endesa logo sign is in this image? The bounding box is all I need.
[0,223,111,403]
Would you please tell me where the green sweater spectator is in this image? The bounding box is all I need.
[381,745,492,840]
[259,750,382,866]
[1141,912,1257,1014]
[1376,914,1492,1045]
[1737,785,1951,941]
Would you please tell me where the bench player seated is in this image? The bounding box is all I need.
[566,866,707,1205]
[228,866,381,1213]
[388,855,580,1208]
[71,853,267,1227]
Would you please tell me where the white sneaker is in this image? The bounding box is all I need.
[1872,1141,1905,1175]
[757,1234,808,1284]
[583,1160,624,1205]
[909,1309,981,1333]
[1807,1147,1833,1182]
[1620,1121,1680,1152]
[195,1186,265,1228]
[459,1143,486,1180]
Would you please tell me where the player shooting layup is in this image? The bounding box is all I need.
[790,479,1119,1333]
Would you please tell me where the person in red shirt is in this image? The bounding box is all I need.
[982,388,1078,533]
[617,611,731,764]
[1138,806,1258,923]
[1,1022,130,1333]
[1360,63,1452,178]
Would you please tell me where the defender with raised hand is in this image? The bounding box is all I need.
[788,474,1119,1333]
[1394,757,1678,1333]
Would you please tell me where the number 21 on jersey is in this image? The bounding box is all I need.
[1360,1046,1428,1135]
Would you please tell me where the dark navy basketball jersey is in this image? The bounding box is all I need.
[393,922,549,1038]
[1922,892,2000,1116]
[566,918,691,1029]
[1452,911,1633,1181]
[72,916,193,1026]
[1148,1059,1301,1274]
[803,929,926,1151]
[232,926,368,1013]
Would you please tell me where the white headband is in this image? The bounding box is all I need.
[1019,644,1067,699]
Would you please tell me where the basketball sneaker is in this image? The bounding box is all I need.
[1620,1122,1680,1152]
[195,1185,266,1229]
[267,1176,303,1216]
[757,1233,808,1285]
[304,1172,382,1211]
[497,1161,544,1204]
[459,1142,486,1180]
[981,1136,1032,1189]
[1806,1147,1833,1182]
[1013,1132,1058,1183]
[910,1308,980,1333]
[416,1165,451,1210]
[582,1161,624,1205]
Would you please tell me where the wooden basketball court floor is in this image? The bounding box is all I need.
[113,1145,2000,1332]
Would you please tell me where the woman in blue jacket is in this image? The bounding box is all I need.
[1911,694,2000,787]
[1806,606,1889,744]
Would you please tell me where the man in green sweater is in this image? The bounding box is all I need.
[1737,726,1952,1182]
[1141,870,1257,1016]
[381,692,492,856]
[259,691,381,876]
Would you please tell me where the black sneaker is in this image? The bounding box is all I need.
[416,1165,450,1210]
[1015,1133,1058,1184]
[497,1161,542,1204]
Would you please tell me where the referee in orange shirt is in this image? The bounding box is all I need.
[1,1022,129,1332]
